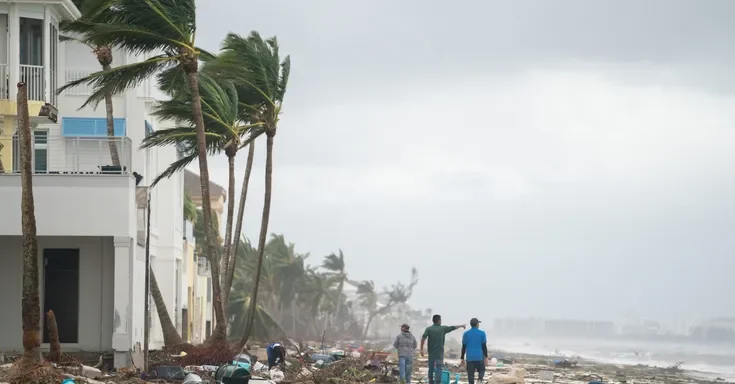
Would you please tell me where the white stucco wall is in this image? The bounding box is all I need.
[0,235,114,352]
[0,175,136,237]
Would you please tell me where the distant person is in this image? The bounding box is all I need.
[394,323,418,384]
[461,318,488,384]
[421,314,466,384]
[266,341,286,369]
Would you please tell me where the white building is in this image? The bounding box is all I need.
[0,0,184,368]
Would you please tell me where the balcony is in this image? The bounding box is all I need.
[65,68,153,98]
[0,135,137,238]
[0,135,132,175]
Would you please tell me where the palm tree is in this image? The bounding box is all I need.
[17,83,42,363]
[301,269,336,336]
[58,0,227,342]
[357,268,419,340]
[322,250,347,329]
[144,71,262,323]
[214,31,291,348]
[59,6,120,167]
[150,267,184,346]
[227,238,284,341]
[183,191,197,224]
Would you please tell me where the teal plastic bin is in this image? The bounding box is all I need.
[441,369,451,384]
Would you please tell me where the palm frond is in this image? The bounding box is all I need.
[150,151,197,187]
[64,0,197,54]
[140,126,221,149]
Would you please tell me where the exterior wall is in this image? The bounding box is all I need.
[0,175,136,238]
[0,235,114,352]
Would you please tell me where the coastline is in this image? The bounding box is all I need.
[436,349,735,384]
[417,352,733,384]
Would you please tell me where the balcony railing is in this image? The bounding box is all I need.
[0,135,132,175]
[0,64,8,99]
[64,69,95,96]
[20,65,44,101]
[65,68,153,98]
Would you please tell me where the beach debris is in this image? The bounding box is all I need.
[78,365,101,379]
[491,368,526,384]
[553,359,577,368]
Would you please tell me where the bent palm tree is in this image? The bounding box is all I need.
[59,0,227,342]
[59,12,120,166]
[143,72,262,335]
[322,250,347,329]
[150,268,183,346]
[213,31,291,348]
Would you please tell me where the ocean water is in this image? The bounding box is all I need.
[490,337,735,381]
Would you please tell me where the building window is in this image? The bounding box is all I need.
[49,22,58,106]
[34,131,48,172]
[11,130,48,172]
[20,18,43,66]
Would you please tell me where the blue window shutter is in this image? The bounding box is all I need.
[62,117,127,137]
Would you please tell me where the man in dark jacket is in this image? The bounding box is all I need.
[394,323,417,383]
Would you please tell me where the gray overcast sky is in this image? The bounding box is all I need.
[193,0,735,325]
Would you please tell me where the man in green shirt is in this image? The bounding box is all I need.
[420,314,466,384]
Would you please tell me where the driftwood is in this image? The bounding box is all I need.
[46,310,61,362]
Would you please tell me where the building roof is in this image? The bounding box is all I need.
[184,169,227,202]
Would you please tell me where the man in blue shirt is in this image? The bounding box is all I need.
[266,341,286,369]
[460,318,488,384]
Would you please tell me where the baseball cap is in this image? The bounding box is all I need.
[470,318,481,326]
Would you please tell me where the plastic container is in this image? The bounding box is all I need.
[441,369,451,384]
[61,380,76,384]
[455,373,461,384]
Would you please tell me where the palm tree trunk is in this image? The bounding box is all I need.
[334,279,344,329]
[240,133,274,347]
[224,142,255,313]
[18,82,42,363]
[219,153,236,313]
[185,69,226,343]
[102,63,120,167]
[362,313,376,341]
[150,268,184,346]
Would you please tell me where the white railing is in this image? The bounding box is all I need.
[66,68,154,98]
[0,135,132,175]
[0,64,8,99]
[20,64,45,101]
[64,69,96,96]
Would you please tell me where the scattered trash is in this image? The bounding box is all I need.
[491,368,526,384]
[78,365,101,379]
[553,359,577,368]
[183,372,204,383]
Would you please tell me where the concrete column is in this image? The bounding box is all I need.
[43,6,52,103]
[7,4,19,101]
[112,236,133,368]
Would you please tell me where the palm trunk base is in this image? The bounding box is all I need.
[204,322,227,346]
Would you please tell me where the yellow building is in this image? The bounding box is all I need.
[183,169,226,343]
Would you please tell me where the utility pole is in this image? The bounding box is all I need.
[143,191,152,371]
